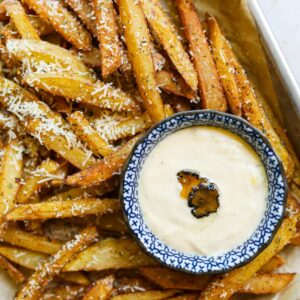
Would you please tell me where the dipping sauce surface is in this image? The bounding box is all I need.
[138,126,268,256]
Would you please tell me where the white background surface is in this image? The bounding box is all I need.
[257,0,300,87]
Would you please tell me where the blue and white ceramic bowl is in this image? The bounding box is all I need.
[121,110,287,274]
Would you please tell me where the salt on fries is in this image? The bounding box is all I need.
[0,0,298,299]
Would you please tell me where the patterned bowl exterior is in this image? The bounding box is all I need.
[121,110,287,274]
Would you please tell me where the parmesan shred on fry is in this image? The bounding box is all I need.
[0,1,297,299]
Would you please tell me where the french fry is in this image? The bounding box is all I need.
[156,70,197,100]
[170,97,193,112]
[0,139,23,223]
[15,226,98,300]
[28,15,54,36]
[140,0,198,92]
[0,77,95,170]
[0,226,62,255]
[0,2,8,21]
[0,23,19,42]
[199,215,298,300]
[259,254,285,273]
[64,238,157,271]
[65,0,97,37]
[93,0,122,77]
[68,111,113,157]
[25,73,140,113]
[7,198,120,221]
[111,290,179,300]
[222,35,295,180]
[96,213,127,233]
[164,104,175,117]
[0,245,89,285]
[6,39,92,78]
[290,231,300,246]
[73,47,102,68]
[66,135,140,187]
[119,0,165,122]
[17,159,61,204]
[21,0,92,50]
[41,285,86,300]
[140,267,211,291]
[115,276,153,294]
[5,0,40,40]
[239,273,296,294]
[206,15,242,116]
[0,254,25,284]
[176,0,227,111]
[82,274,115,300]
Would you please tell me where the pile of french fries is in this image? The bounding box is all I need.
[0,0,299,299]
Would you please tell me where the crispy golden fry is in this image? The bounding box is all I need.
[6,39,92,78]
[260,255,285,273]
[151,46,166,72]
[222,33,295,180]
[0,254,25,284]
[22,0,92,50]
[156,70,197,100]
[164,104,175,117]
[64,238,156,271]
[82,274,115,300]
[65,0,97,36]
[7,198,120,221]
[15,226,98,300]
[66,135,139,187]
[115,276,153,294]
[111,290,179,300]
[199,215,298,300]
[73,47,102,68]
[28,15,54,36]
[140,0,198,92]
[176,0,227,111]
[206,15,241,116]
[239,273,296,294]
[0,226,62,255]
[119,0,165,122]
[0,139,23,222]
[25,73,140,113]
[140,267,211,291]
[68,111,113,157]
[93,0,122,77]
[41,285,86,300]
[0,245,89,285]
[5,0,40,40]
[17,159,61,204]
[0,78,95,170]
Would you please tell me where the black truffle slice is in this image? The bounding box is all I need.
[188,182,220,218]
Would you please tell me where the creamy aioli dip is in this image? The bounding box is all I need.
[138,126,268,256]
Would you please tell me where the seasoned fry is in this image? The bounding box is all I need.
[93,0,122,77]
[64,238,156,271]
[140,267,211,290]
[5,0,40,40]
[25,73,140,113]
[176,0,227,111]
[206,15,241,116]
[140,0,198,92]
[0,254,25,284]
[222,35,295,180]
[111,290,179,300]
[0,139,23,223]
[68,111,113,157]
[199,215,298,300]
[41,285,86,300]
[0,77,95,169]
[82,274,115,300]
[156,70,197,100]
[0,226,62,255]
[6,39,92,78]
[22,0,92,50]
[239,273,296,294]
[119,0,165,122]
[17,159,61,204]
[260,254,285,273]
[96,213,127,233]
[73,47,102,68]
[66,135,140,187]
[65,0,97,36]
[15,226,98,300]
[290,231,300,246]
[7,198,120,221]
[115,276,153,294]
[164,104,175,117]
[28,15,54,36]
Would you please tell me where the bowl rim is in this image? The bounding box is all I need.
[120,109,288,275]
